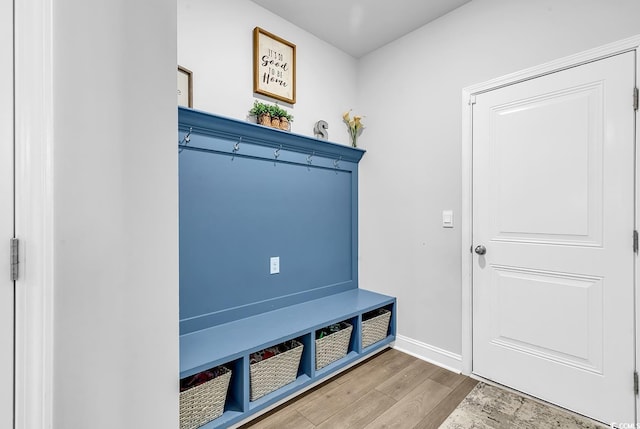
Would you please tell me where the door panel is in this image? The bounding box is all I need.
[473,52,635,424]
[491,82,602,245]
[1,0,13,426]
[490,266,603,373]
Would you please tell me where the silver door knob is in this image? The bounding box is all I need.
[474,245,487,255]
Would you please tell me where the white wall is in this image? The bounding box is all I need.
[357,0,640,366]
[52,0,179,427]
[42,2,640,426]
[178,0,358,146]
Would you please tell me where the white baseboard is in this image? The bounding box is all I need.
[393,335,463,374]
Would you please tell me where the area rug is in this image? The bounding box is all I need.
[439,382,608,429]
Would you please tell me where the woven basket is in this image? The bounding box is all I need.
[315,323,353,370]
[179,366,231,429]
[361,309,391,348]
[250,340,304,401]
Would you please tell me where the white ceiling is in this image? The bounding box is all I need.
[251,0,472,58]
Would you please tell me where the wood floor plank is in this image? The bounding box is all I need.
[242,407,315,429]
[428,367,466,390]
[289,378,343,411]
[296,359,398,425]
[375,358,440,401]
[332,349,391,385]
[412,377,478,429]
[315,390,397,429]
[336,349,415,387]
[363,379,453,429]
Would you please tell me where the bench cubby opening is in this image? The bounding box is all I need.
[314,317,356,372]
[361,304,395,351]
[224,358,245,416]
[179,361,236,429]
[249,337,306,402]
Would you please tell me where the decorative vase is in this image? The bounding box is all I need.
[279,117,289,131]
[271,117,281,129]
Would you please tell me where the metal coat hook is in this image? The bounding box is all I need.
[334,156,342,169]
[274,145,282,159]
[178,127,192,153]
[233,137,242,153]
[231,137,242,160]
[307,151,315,165]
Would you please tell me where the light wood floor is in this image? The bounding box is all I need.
[239,348,477,429]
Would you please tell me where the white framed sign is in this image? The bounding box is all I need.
[253,27,296,104]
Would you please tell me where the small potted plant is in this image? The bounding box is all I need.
[249,100,272,126]
[248,100,293,131]
[268,104,281,129]
[276,105,293,131]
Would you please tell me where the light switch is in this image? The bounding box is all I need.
[442,210,454,228]
[270,256,280,274]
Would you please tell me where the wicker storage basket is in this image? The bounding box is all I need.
[315,322,353,370]
[361,309,391,348]
[179,366,231,429]
[250,340,304,401]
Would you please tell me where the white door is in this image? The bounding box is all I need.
[472,51,636,424]
[1,0,14,426]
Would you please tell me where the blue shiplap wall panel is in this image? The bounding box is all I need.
[179,108,365,334]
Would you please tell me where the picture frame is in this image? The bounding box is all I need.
[253,27,296,104]
[177,65,193,108]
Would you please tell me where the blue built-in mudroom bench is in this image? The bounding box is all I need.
[178,107,396,429]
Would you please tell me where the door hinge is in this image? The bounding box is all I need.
[634,371,638,395]
[634,87,639,111]
[10,238,18,281]
[634,230,638,253]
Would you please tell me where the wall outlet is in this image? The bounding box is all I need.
[270,257,280,274]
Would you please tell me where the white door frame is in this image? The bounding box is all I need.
[461,34,640,414]
[13,0,55,427]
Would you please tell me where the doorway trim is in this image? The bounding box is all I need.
[13,0,55,427]
[461,34,640,408]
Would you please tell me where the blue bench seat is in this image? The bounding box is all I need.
[180,288,396,428]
